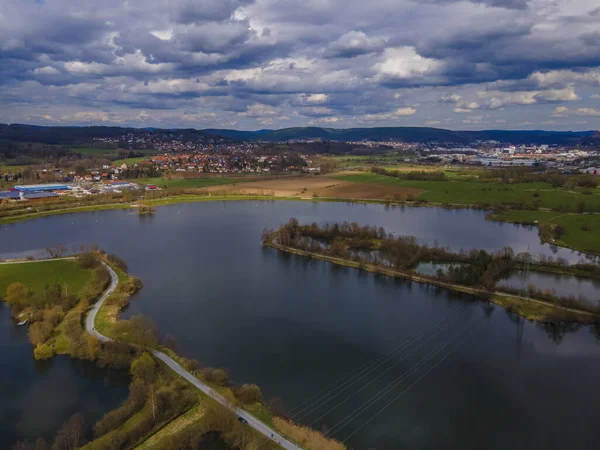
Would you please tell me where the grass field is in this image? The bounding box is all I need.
[333,154,416,168]
[335,173,600,209]
[0,260,92,297]
[490,210,600,254]
[113,156,150,166]
[135,405,204,450]
[70,147,119,155]
[136,176,249,189]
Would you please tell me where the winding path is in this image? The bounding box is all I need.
[86,261,302,450]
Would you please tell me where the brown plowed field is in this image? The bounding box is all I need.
[315,182,425,200]
[200,175,425,200]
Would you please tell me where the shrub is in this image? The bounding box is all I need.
[34,344,54,360]
[235,384,262,404]
[77,253,99,269]
[201,368,230,387]
[107,253,128,272]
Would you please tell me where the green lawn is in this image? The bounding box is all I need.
[0,259,92,297]
[135,176,247,189]
[491,210,600,254]
[336,173,600,210]
[112,156,150,166]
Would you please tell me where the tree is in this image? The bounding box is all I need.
[43,306,64,327]
[28,321,53,346]
[34,344,54,360]
[130,352,157,384]
[5,282,30,306]
[12,441,34,450]
[45,244,68,259]
[235,384,262,404]
[33,437,49,450]
[201,368,230,387]
[114,315,158,347]
[86,335,100,360]
[162,334,180,353]
[77,253,98,269]
[54,413,86,450]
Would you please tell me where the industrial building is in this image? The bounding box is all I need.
[14,184,69,192]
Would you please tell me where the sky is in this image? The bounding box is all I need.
[1,0,599,131]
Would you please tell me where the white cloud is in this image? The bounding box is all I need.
[303,93,329,104]
[375,47,443,81]
[553,106,600,117]
[361,106,417,121]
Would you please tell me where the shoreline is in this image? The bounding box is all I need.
[0,255,315,450]
[264,241,600,324]
[2,190,598,258]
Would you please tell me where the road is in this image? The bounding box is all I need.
[85,261,117,343]
[85,261,302,450]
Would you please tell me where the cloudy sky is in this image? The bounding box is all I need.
[1,0,600,130]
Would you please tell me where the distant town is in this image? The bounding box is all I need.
[0,126,599,202]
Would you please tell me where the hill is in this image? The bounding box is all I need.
[1,123,596,146]
[205,127,597,145]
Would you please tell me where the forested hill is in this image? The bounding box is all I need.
[206,127,597,145]
[1,123,597,146]
[0,124,223,145]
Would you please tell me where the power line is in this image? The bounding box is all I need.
[290,304,462,420]
[325,313,482,438]
[342,320,484,443]
[291,304,464,422]
[306,307,465,428]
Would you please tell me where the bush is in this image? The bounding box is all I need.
[235,384,262,404]
[201,368,230,387]
[28,321,54,346]
[34,344,54,360]
[107,254,128,273]
[77,253,99,269]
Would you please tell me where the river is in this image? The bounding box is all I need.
[1,201,600,450]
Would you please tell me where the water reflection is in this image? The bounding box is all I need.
[1,201,600,449]
[0,305,129,446]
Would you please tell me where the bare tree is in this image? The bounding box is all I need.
[45,244,68,259]
[54,413,86,450]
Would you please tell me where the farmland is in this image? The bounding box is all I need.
[334,172,600,210]
[138,176,251,189]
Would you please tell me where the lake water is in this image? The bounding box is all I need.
[500,271,600,305]
[1,201,600,450]
[414,261,468,277]
[0,303,129,447]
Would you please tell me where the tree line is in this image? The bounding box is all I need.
[264,219,600,314]
[370,166,448,181]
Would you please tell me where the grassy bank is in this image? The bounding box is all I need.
[489,209,600,255]
[0,256,111,360]
[3,185,600,261]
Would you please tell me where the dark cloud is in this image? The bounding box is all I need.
[0,0,599,129]
[424,0,530,10]
[174,0,256,24]
[323,31,386,58]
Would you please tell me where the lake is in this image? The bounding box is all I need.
[0,303,129,447]
[414,261,468,277]
[500,270,600,305]
[1,201,600,450]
